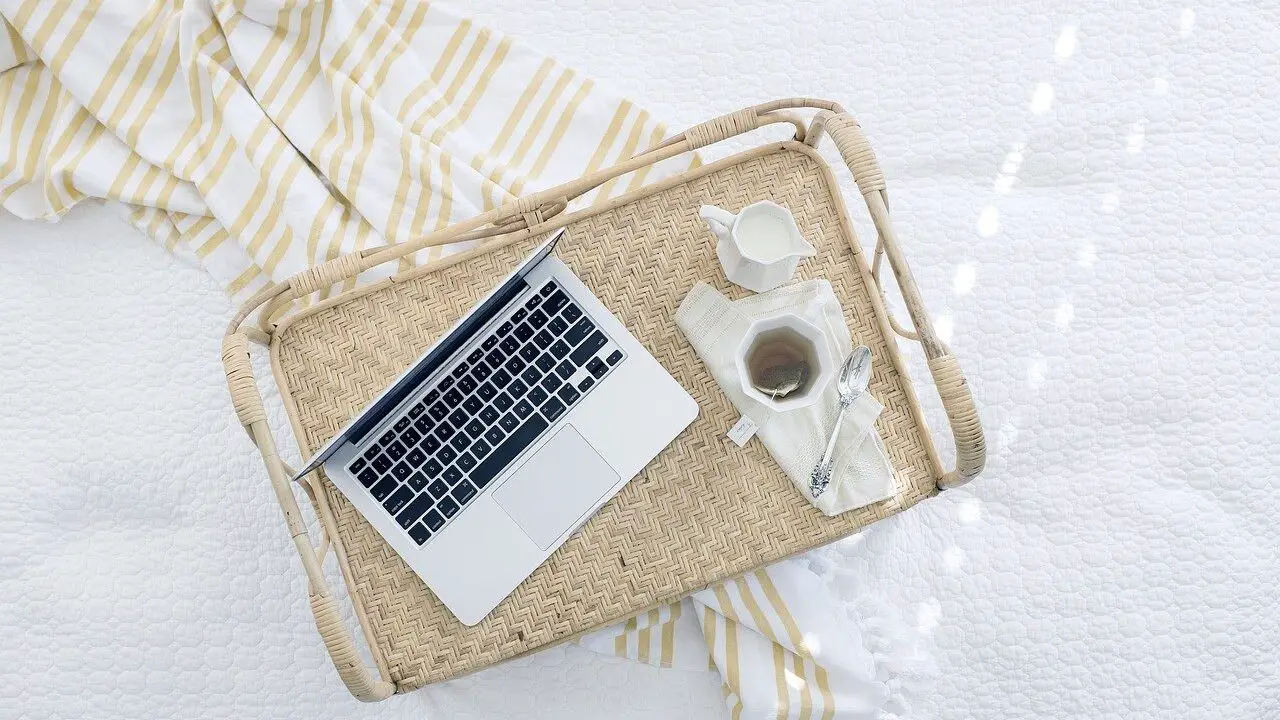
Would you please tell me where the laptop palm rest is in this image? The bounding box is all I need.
[493,426,620,550]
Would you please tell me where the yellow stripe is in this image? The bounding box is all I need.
[581,100,631,176]
[408,28,490,135]
[253,0,325,147]
[701,606,719,671]
[756,569,834,717]
[623,123,667,193]
[615,614,637,657]
[660,601,681,668]
[636,608,656,664]
[425,36,511,146]
[483,57,552,162]
[592,109,650,202]
[122,29,182,148]
[161,20,221,171]
[4,18,30,65]
[724,618,742,720]
[794,654,814,720]
[41,0,99,76]
[242,5,295,90]
[773,643,791,720]
[504,68,572,171]
[100,4,171,131]
[226,263,263,297]
[395,18,471,121]
[0,67,45,189]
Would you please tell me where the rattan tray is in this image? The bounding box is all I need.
[220,99,985,700]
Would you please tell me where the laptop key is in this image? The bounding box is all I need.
[391,462,412,480]
[424,458,443,478]
[413,416,434,435]
[349,457,367,473]
[550,340,571,358]
[540,281,557,297]
[451,362,469,379]
[449,433,470,453]
[438,496,460,518]
[540,373,562,394]
[498,413,520,432]
[500,336,520,355]
[570,331,609,366]
[408,524,432,545]
[504,355,526,375]
[471,363,491,382]
[587,356,608,378]
[448,409,468,428]
[443,388,463,406]
[406,447,426,467]
[406,471,429,492]
[477,381,497,401]
[533,329,553,349]
[513,308,528,323]
[398,493,432,527]
[555,360,575,380]
[457,452,477,473]
[513,322,534,342]
[458,375,477,394]
[563,303,582,322]
[524,295,541,311]
[357,467,379,487]
[438,445,457,464]
[362,444,381,461]
[470,413,549,489]
[393,417,411,432]
[514,399,534,418]
[606,349,624,365]
[385,440,406,460]
[421,435,441,455]
[401,427,422,446]
[496,321,513,337]
[422,508,446,531]
[435,422,455,441]
[564,317,594,346]
[443,465,463,485]
[452,481,477,505]
[384,485,414,515]
[542,397,567,422]
[372,455,393,474]
[425,387,441,404]
[519,344,540,362]
[528,386,549,406]
[557,384,581,406]
[429,402,449,421]
[484,426,505,445]
[465,418,485,438]
[479,406,500,424]
[543,291,569,314]
[439,376,455,392]
[491,368,512,388]
[529,310,548,329]
[427,479,449,499]
[380,430,397,446]
[535,353,557,372]
[520,365,542,386]
[493,392,514,412]
[467,348,485,364]
[370,477,398,501]
[507,379,529,398]
[463,396,483,415]
[577,376,595,393]
[408,403,426,418]
[472,438,492,459]
[482,335,498,351]
[486,349,505,369]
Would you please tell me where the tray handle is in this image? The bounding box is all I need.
[222,333,397,701]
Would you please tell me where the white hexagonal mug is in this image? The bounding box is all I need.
[733,312,836,413]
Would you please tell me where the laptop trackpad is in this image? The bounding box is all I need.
[493,426,620,550]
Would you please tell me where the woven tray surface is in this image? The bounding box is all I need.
[274,145,937,689]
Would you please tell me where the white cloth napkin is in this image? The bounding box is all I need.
[676,280,897,515]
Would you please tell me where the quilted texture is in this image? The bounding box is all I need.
[4,1,1279,718]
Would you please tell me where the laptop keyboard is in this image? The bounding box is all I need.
[344,280,626,547]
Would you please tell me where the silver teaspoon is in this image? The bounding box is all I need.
[809,346,873,498]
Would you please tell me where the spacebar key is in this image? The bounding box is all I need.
[469,415,549,489]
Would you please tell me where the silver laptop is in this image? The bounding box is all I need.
[293,230,697,625]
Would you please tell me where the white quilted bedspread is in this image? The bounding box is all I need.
[3,1,1278,718]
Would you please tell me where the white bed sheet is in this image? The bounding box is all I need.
[4,1,1278,718]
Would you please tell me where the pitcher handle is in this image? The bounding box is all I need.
[698,205,736,237]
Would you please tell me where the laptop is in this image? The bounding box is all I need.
[293,229,698,625]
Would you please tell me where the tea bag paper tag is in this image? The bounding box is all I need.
[727,414,759,447]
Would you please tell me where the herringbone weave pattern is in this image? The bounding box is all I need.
[273,146,937,689]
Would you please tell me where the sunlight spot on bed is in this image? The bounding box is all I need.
[1180,8,1196,37]
[1055,299,1074,331]
[958,498,982,524]
[785,670,807,690]
[916,599,941,634]
[1030,82,1054,115]
[1101,191,1120,212]
[943,546,966,572]
[998,420,1020,453]
[1054,25,1078,59]
[977,205,1000,237]
[1077,241,1097,267]
[1127,119,1146,154]
[1027,357,1047,389]
[953,263,976,295]
[1153,77,1169,96]
[935,313,954,344]
[801,633,822,657]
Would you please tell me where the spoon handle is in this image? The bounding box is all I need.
[809,397,851,497]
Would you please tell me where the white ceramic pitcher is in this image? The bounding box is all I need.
[699,200,816,293]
